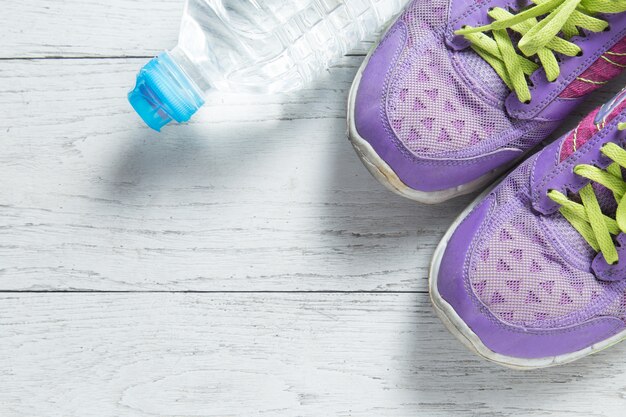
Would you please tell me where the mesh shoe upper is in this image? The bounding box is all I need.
[383,1,561,159]
[376,0,626,160]
[469,155,616,329]
[464,94,626,331]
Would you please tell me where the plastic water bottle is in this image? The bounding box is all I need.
[128,0,409,131]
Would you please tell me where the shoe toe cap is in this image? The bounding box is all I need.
[353,22,522,193]
[433,192,626,364]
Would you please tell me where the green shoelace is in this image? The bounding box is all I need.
[548,122,626,265]
[455,0,626,103]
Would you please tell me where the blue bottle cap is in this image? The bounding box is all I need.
[128,52,205,131]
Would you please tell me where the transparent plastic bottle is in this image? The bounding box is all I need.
[128,0,409,131]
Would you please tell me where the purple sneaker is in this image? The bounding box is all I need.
[347,0,626,203]
[430,88,626,369]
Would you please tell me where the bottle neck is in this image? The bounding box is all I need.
[170,46,213,94]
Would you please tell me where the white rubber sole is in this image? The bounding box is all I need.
[428,187,626,370]
[346,38,506,205]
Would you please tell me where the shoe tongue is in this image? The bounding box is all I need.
[592,182,618,217]
[455,49,510,100]
[546,183,618,264]
[557,88,626,215]
[559,90,626,162]
[546,89,626,261]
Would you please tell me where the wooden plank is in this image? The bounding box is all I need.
[0,57,468,291]
[2,0,376,58]
[4,0,181,58]
[1,292,625,417]
[1,58,625,292]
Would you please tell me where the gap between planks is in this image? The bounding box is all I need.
[0,290,429,294]
[0,53,370,61]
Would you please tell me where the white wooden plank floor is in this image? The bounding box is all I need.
[2,2,626,416]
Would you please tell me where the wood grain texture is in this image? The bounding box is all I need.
[4,0,180,58]
[2,293,625,417]
[1,57,625,291]
[2,0,377,58]
[3,3,626,416]
[0,57,472,291]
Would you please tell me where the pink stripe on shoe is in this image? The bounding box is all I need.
[560,36,626,100]
[559,98,626,162]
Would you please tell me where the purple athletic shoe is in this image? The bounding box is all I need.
[430,88,626,369]
[347,0,626,203]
